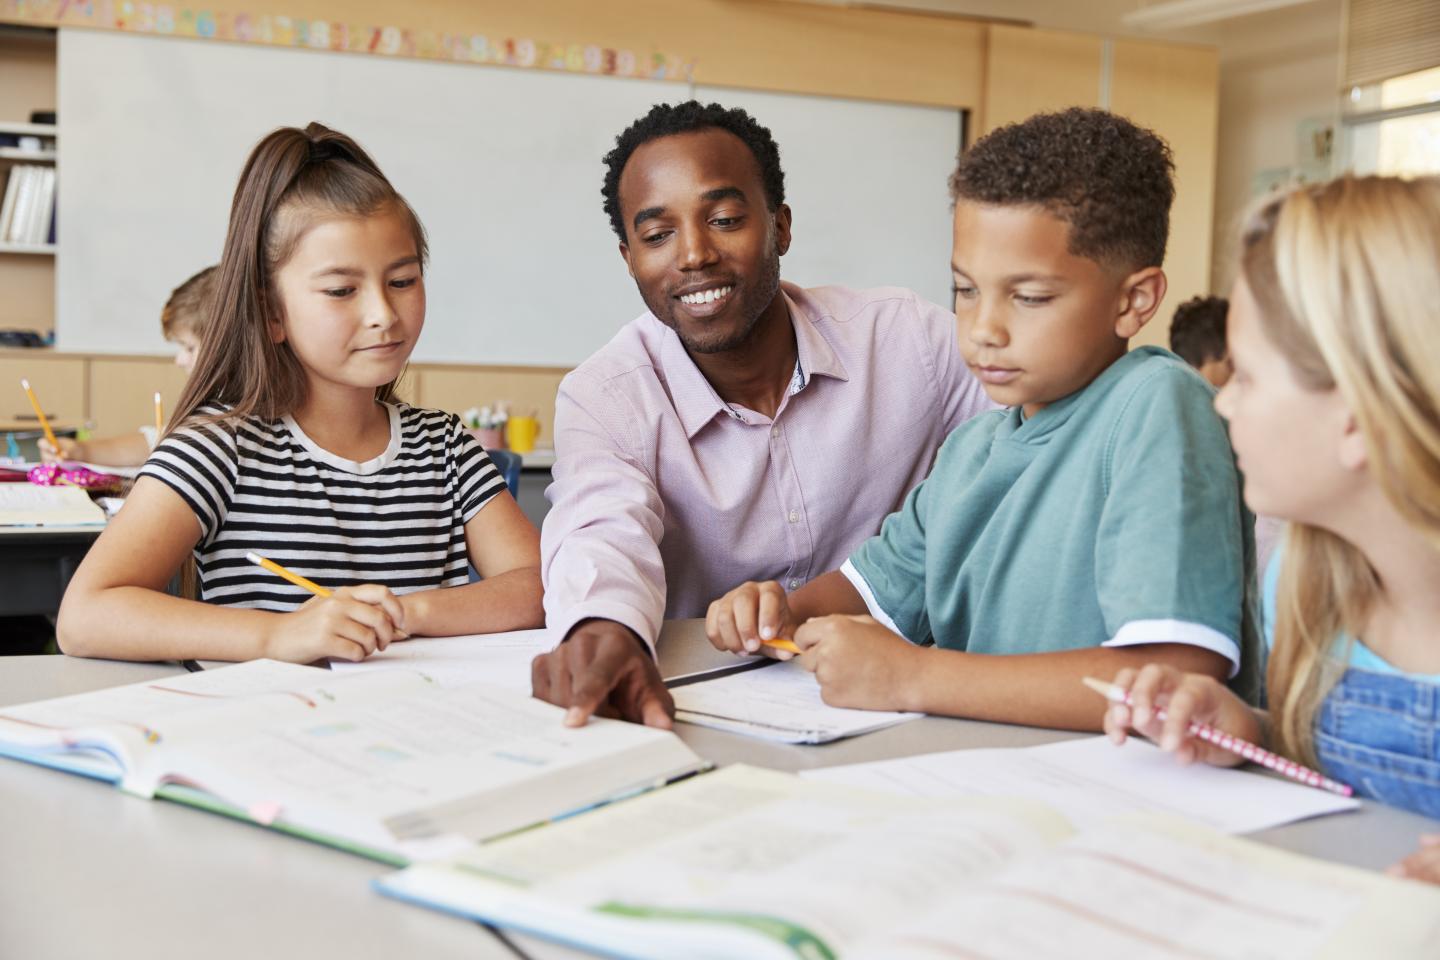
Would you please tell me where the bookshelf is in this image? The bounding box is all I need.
[0,26,58,334]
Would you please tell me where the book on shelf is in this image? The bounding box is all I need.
[377,764,1440,960]
[0,659,708,865]
[0,164,55,247]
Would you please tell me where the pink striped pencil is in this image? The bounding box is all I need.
[1082,677,1354,798]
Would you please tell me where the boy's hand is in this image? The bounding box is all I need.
[261,584,407,664]
[1102,663,1261,767]
[793,614,927,711]
[38,436,84,463]
[706,580,799,660]
[1388,835,1440,886]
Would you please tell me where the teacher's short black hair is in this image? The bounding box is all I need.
[602,100,786,242]
[950,107,1175,271]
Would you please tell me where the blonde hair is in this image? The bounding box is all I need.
[1241,175,1440,766]
[159,265,218,339]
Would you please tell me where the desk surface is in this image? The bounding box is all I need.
[4,622,1437,960]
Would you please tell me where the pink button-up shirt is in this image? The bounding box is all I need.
[540,283,995,648]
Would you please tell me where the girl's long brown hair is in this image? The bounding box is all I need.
[1244,176,1440,767]
[170,122,428,434]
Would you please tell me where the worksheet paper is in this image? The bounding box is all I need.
[670,660,921,743]
[802,736,1359,834]
[328,629,551,692]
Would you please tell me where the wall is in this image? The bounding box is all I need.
[1209,0,1343,293]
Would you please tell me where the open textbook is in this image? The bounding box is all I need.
[0,482,105,525]
[377,764,1440,960]
[670,660,921,743]
[803,736,1360,834]
[0,660,706,864]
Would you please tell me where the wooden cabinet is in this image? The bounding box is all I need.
[87,356,190,436]
[0,351,83,429]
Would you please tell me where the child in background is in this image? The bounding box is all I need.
[57,122,543,663]
[1103,176,1440,883]
[1169,294,1232,387]
[39,266,216,467]
[707,108,1257,730]
[1169,292,1284,572]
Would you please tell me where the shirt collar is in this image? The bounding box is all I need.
[660,285,852,440]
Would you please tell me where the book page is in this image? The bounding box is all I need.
[157,679,706,861]
[804,736,1359,833]
[0,483,106,525]
[380,765,1072,959]
[0,660,355,784]
[850,817,1440,959]
[671,661,920,743]
[327,629,550,692]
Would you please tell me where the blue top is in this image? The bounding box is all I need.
[1261,549,1440,682]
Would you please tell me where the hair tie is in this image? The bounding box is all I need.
[307,139,339,163]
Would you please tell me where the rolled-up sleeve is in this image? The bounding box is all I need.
[540,373,668,651]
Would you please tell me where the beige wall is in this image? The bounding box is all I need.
[1209,0,1343,294]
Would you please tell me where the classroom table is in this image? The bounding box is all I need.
[0,522,101,619]
[3,621,1437,960]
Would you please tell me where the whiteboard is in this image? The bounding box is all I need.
[57,29,961,366]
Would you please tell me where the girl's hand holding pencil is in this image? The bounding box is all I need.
[1099,663,1267,769]
[248,553,409,664]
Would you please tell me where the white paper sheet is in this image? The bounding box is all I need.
[671,660,921,743]
[327,629,551,692]
[803,736,1359,834]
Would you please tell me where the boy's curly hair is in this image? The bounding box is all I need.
[601,100,786,242]
[950,108,1175,270]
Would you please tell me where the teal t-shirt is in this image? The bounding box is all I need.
[850,346,1261,700]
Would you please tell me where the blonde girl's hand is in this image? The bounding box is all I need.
[1102,663,1263,768]
[261,584,408,664]
[38,436,84,463]
[1388,835,1440,886]
[706,580,799,660]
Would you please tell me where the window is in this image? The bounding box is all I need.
[1343,66,1440,176]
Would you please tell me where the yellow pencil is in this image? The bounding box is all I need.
[154,392,164,439]
[763,638,802,655]
[19,378,60,453]
[246,551,332,598]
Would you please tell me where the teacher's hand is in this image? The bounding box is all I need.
[532,618,674,730]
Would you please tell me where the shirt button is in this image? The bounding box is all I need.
[788,510,798,523]
[788,579,800,590]
[771,427,780,439]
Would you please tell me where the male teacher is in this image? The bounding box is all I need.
[531,100,992,726]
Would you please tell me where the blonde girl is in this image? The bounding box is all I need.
[40,265,217,467]
[1102,175,1440,882]
[58,123,543,663]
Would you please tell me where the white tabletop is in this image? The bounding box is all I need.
[4,623,1437,959]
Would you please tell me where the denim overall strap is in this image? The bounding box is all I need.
[1314,668,1440,820]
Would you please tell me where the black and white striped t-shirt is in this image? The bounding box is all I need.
[140,402,505,610]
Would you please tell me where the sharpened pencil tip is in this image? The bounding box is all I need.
[1081,676,1119,700]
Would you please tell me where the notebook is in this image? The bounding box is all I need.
[669,659,920,743]
[0,483,105,526]
[377,765,1440,960]
[0,660,708,864]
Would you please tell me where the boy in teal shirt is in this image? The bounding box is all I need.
[706,108,1257,729]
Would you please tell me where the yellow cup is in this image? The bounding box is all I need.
[506,416,541,453]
